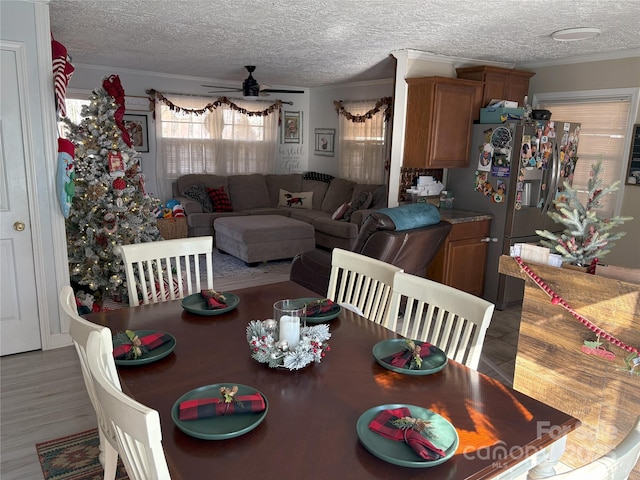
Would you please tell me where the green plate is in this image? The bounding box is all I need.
[296,297,342,324]
[372,339,448,375]
[113,330,176,366]
[181,292,240,316]
[357,404,459,468]
[171,384,268,440]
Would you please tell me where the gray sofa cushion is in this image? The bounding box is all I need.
[352,183,387,209]
[265,174,303,206]
[301,179,330,210]
[227,174,271,210]
[320,178,356,213]
[177,174,227,195]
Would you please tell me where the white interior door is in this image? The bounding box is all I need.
[0,46,42,355]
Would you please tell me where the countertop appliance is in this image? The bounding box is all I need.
[446,120,581,309]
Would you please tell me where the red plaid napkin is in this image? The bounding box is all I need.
[382,341,433,368]
[305,299,339,317]
[200,290,227,309]
[368,407,446,460]
[113,332,171,359]
[178,393,266,420]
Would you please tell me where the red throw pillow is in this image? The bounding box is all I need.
[206,186,233,212]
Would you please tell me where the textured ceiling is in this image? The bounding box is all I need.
[49,0,640,89]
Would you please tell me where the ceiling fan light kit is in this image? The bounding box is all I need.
[204,66,305,98]
[551,27,602,42]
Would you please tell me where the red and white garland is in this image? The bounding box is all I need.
[515,256,639,374]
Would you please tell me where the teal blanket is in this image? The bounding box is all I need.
[377,203,441,231]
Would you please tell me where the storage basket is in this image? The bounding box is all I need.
[156,217,188,240]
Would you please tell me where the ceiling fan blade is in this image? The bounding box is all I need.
[202,84,242,91]
[261,88,305,94]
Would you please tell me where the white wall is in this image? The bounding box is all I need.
[307,79,394,177]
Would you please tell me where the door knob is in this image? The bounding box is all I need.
[13,221,25,232]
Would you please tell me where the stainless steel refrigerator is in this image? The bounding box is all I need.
[446,120,581,309]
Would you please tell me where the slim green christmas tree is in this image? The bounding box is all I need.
[536,160,632,266]
[65,75,160,298]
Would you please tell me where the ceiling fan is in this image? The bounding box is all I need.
[203,66,305,98]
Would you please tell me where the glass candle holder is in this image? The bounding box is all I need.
[273,299,306,349]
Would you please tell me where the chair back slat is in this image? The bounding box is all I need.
[87,332,171,480]
[114,237,214,307]
[327,248,402,325]
[387,272,495,370]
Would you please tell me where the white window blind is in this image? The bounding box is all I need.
[537,96,632,216]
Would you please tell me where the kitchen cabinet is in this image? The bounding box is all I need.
[427,215,491,297]
[403,76,482,169]
[455,65,535,119]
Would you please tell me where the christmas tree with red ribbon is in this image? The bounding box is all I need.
[64,75,160,299]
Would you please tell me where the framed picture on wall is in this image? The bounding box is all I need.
[282,111,302,144]
[123,114,149,152]
[314,128,335,156]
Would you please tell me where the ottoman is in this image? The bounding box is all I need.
[214,215,315,266]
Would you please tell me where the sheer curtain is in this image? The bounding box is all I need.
[338,101,387,184]
[155,94,279,200]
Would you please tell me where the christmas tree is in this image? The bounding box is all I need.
[65,75,160,299]
[536,160,632,266]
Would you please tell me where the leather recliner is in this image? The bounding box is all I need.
[290,207,452,296]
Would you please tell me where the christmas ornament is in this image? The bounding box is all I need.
[112,177,127,195]
[108,151,125,177]
[103,213,118,233]
[86,183,108,201]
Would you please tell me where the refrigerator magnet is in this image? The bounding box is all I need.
[478,143,492,171]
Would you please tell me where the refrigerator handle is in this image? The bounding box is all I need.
[542,141,560,215]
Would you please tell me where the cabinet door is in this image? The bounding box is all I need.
[504,72,532,106]
[480,71,507,108]
[429,82,476,168]
[443,238,489,297]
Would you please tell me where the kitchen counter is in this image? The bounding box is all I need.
[438,208,493,224]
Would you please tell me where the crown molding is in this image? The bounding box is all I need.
[519,48,640,68]
[393,49,515,69]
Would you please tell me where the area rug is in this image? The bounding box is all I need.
[36,428,128,480]
[211,249,292,279]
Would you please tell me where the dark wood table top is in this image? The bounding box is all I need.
[87,281,580,480]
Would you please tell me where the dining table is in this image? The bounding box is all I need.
[87,280,581,480]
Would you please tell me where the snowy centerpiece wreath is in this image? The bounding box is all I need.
[246,320,331,370]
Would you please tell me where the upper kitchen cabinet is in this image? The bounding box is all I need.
[456,65,535,117]
[403,76,482,169]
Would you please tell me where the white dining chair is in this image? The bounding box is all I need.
[327,248,403,325]
[386,272,495,370]
[87,331,171,480]
[546,415,640,479]
[114,236,214,307]
[60,286,121,480]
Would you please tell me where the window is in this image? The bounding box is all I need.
[58,97,90,137]
[534,88,639,216]
[337,101,388,184]
[156,94,279,198]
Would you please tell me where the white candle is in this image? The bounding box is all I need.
[279,315,300,349]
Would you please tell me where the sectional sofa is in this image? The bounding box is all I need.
[172,172,387,250]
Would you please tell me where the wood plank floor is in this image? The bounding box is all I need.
[0,264,521,479]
